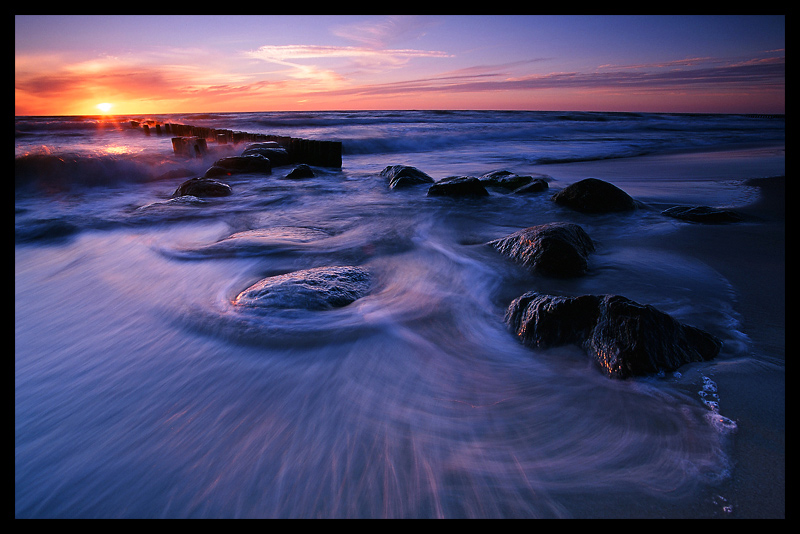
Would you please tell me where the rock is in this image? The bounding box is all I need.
[505,292,721,379]
[241,143,291,166]
[551,178,636,213]
[173,176,232,197]
[381,165,435,189]
[512,178,549,194]
[233,265,371,311]
[285,164,315,179]
[478,170,534,191]
[661,205,744,223]
[204,154,272,177]
[488,222,595,277]
[427,176,489,198]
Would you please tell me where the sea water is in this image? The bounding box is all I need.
[15,111,784,518]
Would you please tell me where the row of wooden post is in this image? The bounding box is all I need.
[130,120,342,167]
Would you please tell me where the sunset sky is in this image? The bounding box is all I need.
[15,15,785,116]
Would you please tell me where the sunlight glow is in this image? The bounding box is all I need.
[96,103,113,113]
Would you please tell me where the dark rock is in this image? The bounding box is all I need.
[204,154,272,177]
[233,265,371,311]
[285,164,315,179]
[381,165,435,189]
[427,176,489,198]
[241,144,291,167]
[173,176,232,197]
[661,205,744,223]
[505,292,721,379]
[478,170,534,191]
[552,178,636,213]
[512,178,549,194]
[488,222,595,277]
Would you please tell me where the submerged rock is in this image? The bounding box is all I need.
[173,176,232,197]
[552,177,636,213]
[488,222,595,277]
[427,176,489,197]
[505,292,721,379]
[381,165,435,189]
[661,205,744,223]
[204,154,272,177]
[285,164,315,179]
[233,265,371,311]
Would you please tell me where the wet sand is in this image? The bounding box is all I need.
[541,150,785,518]
[660,175,785,519]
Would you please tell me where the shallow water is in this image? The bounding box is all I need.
[15,111,784,518]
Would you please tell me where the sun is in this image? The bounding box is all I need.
[96,102,113,113]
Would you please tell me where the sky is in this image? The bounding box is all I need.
[15,15,785,116]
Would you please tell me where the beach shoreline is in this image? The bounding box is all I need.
[663,174,785,519]
[539,147,785,518]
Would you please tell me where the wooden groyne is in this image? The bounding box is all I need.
[129,120,342,168]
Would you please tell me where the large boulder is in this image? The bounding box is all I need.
[661,205,744,223]
[427,176,489,198]
[505,292,721,379]
[488,222,595,277]
[381,165,435,189]
[173,176,232,197]
[552,178,636,213]
[232,265,371,311]
[204,154,272,177]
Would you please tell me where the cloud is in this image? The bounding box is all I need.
[329,15,440,48]
[314,54,785,99]
[244,44,451,63]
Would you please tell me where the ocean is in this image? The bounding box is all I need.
[15,110,785,518]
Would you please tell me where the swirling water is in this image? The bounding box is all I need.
[15,111,784,518]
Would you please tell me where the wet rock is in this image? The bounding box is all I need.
[505,291,722,379]
[381,165,435,189]
[478,170,535,191]
[488,222,595,277]
[661,205,744,223]
[241,143,291,167]
[552,177,637,213]
[173,176,232,197]
[285,164,315,179]
[427,176,489,198]
[512,178,549,194]
[233,265,371,311]
[204,154,272,178]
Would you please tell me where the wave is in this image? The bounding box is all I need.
[14,152,196,192]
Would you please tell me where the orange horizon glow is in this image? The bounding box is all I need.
[15,16,785,117]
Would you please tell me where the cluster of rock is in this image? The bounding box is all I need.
[381,165,551,197]
[377,166,729,378]
[171,142,317,198]
[505,292,722,379]
[168,156,739,379]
